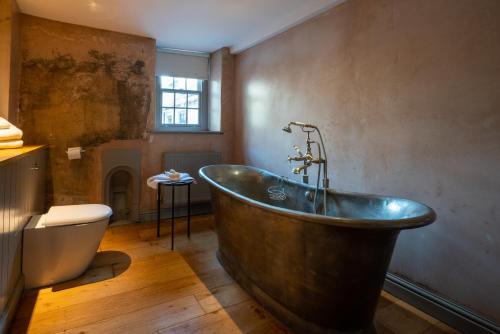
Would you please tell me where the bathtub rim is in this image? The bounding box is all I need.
[199,164,436,230]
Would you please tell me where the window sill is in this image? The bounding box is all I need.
[152,129,224,135]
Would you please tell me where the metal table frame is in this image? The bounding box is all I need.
[156,180,193,250]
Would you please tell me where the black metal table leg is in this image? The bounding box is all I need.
[171,185,175,250]
[155,180,193,249]
[187,183,191,238]
[156,184,161,237]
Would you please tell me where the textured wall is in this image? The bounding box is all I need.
[19,15,155,205]
[0,0,12,119]
[234,0,500,323]
[0,0,20,122]
[209,47,234,132]
[209,50,223,131]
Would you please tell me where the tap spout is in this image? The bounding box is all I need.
[293,165,309,174]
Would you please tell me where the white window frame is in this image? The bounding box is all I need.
[155,76,208,132]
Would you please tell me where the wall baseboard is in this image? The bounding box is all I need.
[0,276,24,334]
[384,273,500,334]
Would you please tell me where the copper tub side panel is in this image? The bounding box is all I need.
[211,189,399,333]
[200,165,435,333]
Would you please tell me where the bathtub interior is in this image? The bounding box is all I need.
[201,165,433,222]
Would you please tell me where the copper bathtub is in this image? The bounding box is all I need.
[199,165,436,333]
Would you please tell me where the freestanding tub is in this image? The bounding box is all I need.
[199,165,436,334]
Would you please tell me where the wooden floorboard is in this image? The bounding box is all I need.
[10,215,461,334]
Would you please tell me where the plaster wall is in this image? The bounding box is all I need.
[0,0,20,122]
[0,0,12,119]
[234,0,500,323]
[209,47,235,133]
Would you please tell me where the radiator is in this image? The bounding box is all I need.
[162,151,221,207]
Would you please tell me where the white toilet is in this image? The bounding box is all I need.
[23,204,113,289]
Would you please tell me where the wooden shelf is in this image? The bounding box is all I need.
[0,145,46,165]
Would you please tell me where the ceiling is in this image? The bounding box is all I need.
[16,0,344,53]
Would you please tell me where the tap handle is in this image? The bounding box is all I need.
[293,145,303,157]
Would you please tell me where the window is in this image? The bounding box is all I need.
[156,75,207,130]
[155,49,210,132]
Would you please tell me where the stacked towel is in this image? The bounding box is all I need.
[0,140,24,149]
[0,117,23,149]
[147,171,195,189]
[0,117,10,129]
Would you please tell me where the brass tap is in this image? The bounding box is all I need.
[282,121,331,215]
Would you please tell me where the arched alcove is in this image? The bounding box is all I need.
[104,166,138,223]
[101,149,141,224]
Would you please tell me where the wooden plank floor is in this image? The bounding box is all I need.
[10,215,461,334]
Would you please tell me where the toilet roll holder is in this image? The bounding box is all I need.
[65,147,86,154]
[66,147,86,160]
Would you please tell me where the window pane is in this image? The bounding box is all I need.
[186,78,200,91]
[187,94,199,108]
[162,92,174,107]
[160,76,174,89]
[175,93,187,107]
[187,109,199,125]
[162,108,174,124]
[175,109,187,124]
[174,77,186,90]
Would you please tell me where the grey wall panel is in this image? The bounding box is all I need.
[0,146,47,323]
[1,163,12,313]
[1,165,10,316]
[34,149,46,213]
[6,162,16,296]
[0,166,5,313]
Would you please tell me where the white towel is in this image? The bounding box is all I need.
[0,117,11,130]
[0,124,22,141]
[0,140,23,149]
[147,172,195,189]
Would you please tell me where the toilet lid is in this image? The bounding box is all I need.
[44,204,113,227]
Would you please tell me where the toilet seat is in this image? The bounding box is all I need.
[44,204,112,227]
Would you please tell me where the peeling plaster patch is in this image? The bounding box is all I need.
[20,49,151,146]
[19,49,152,205]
